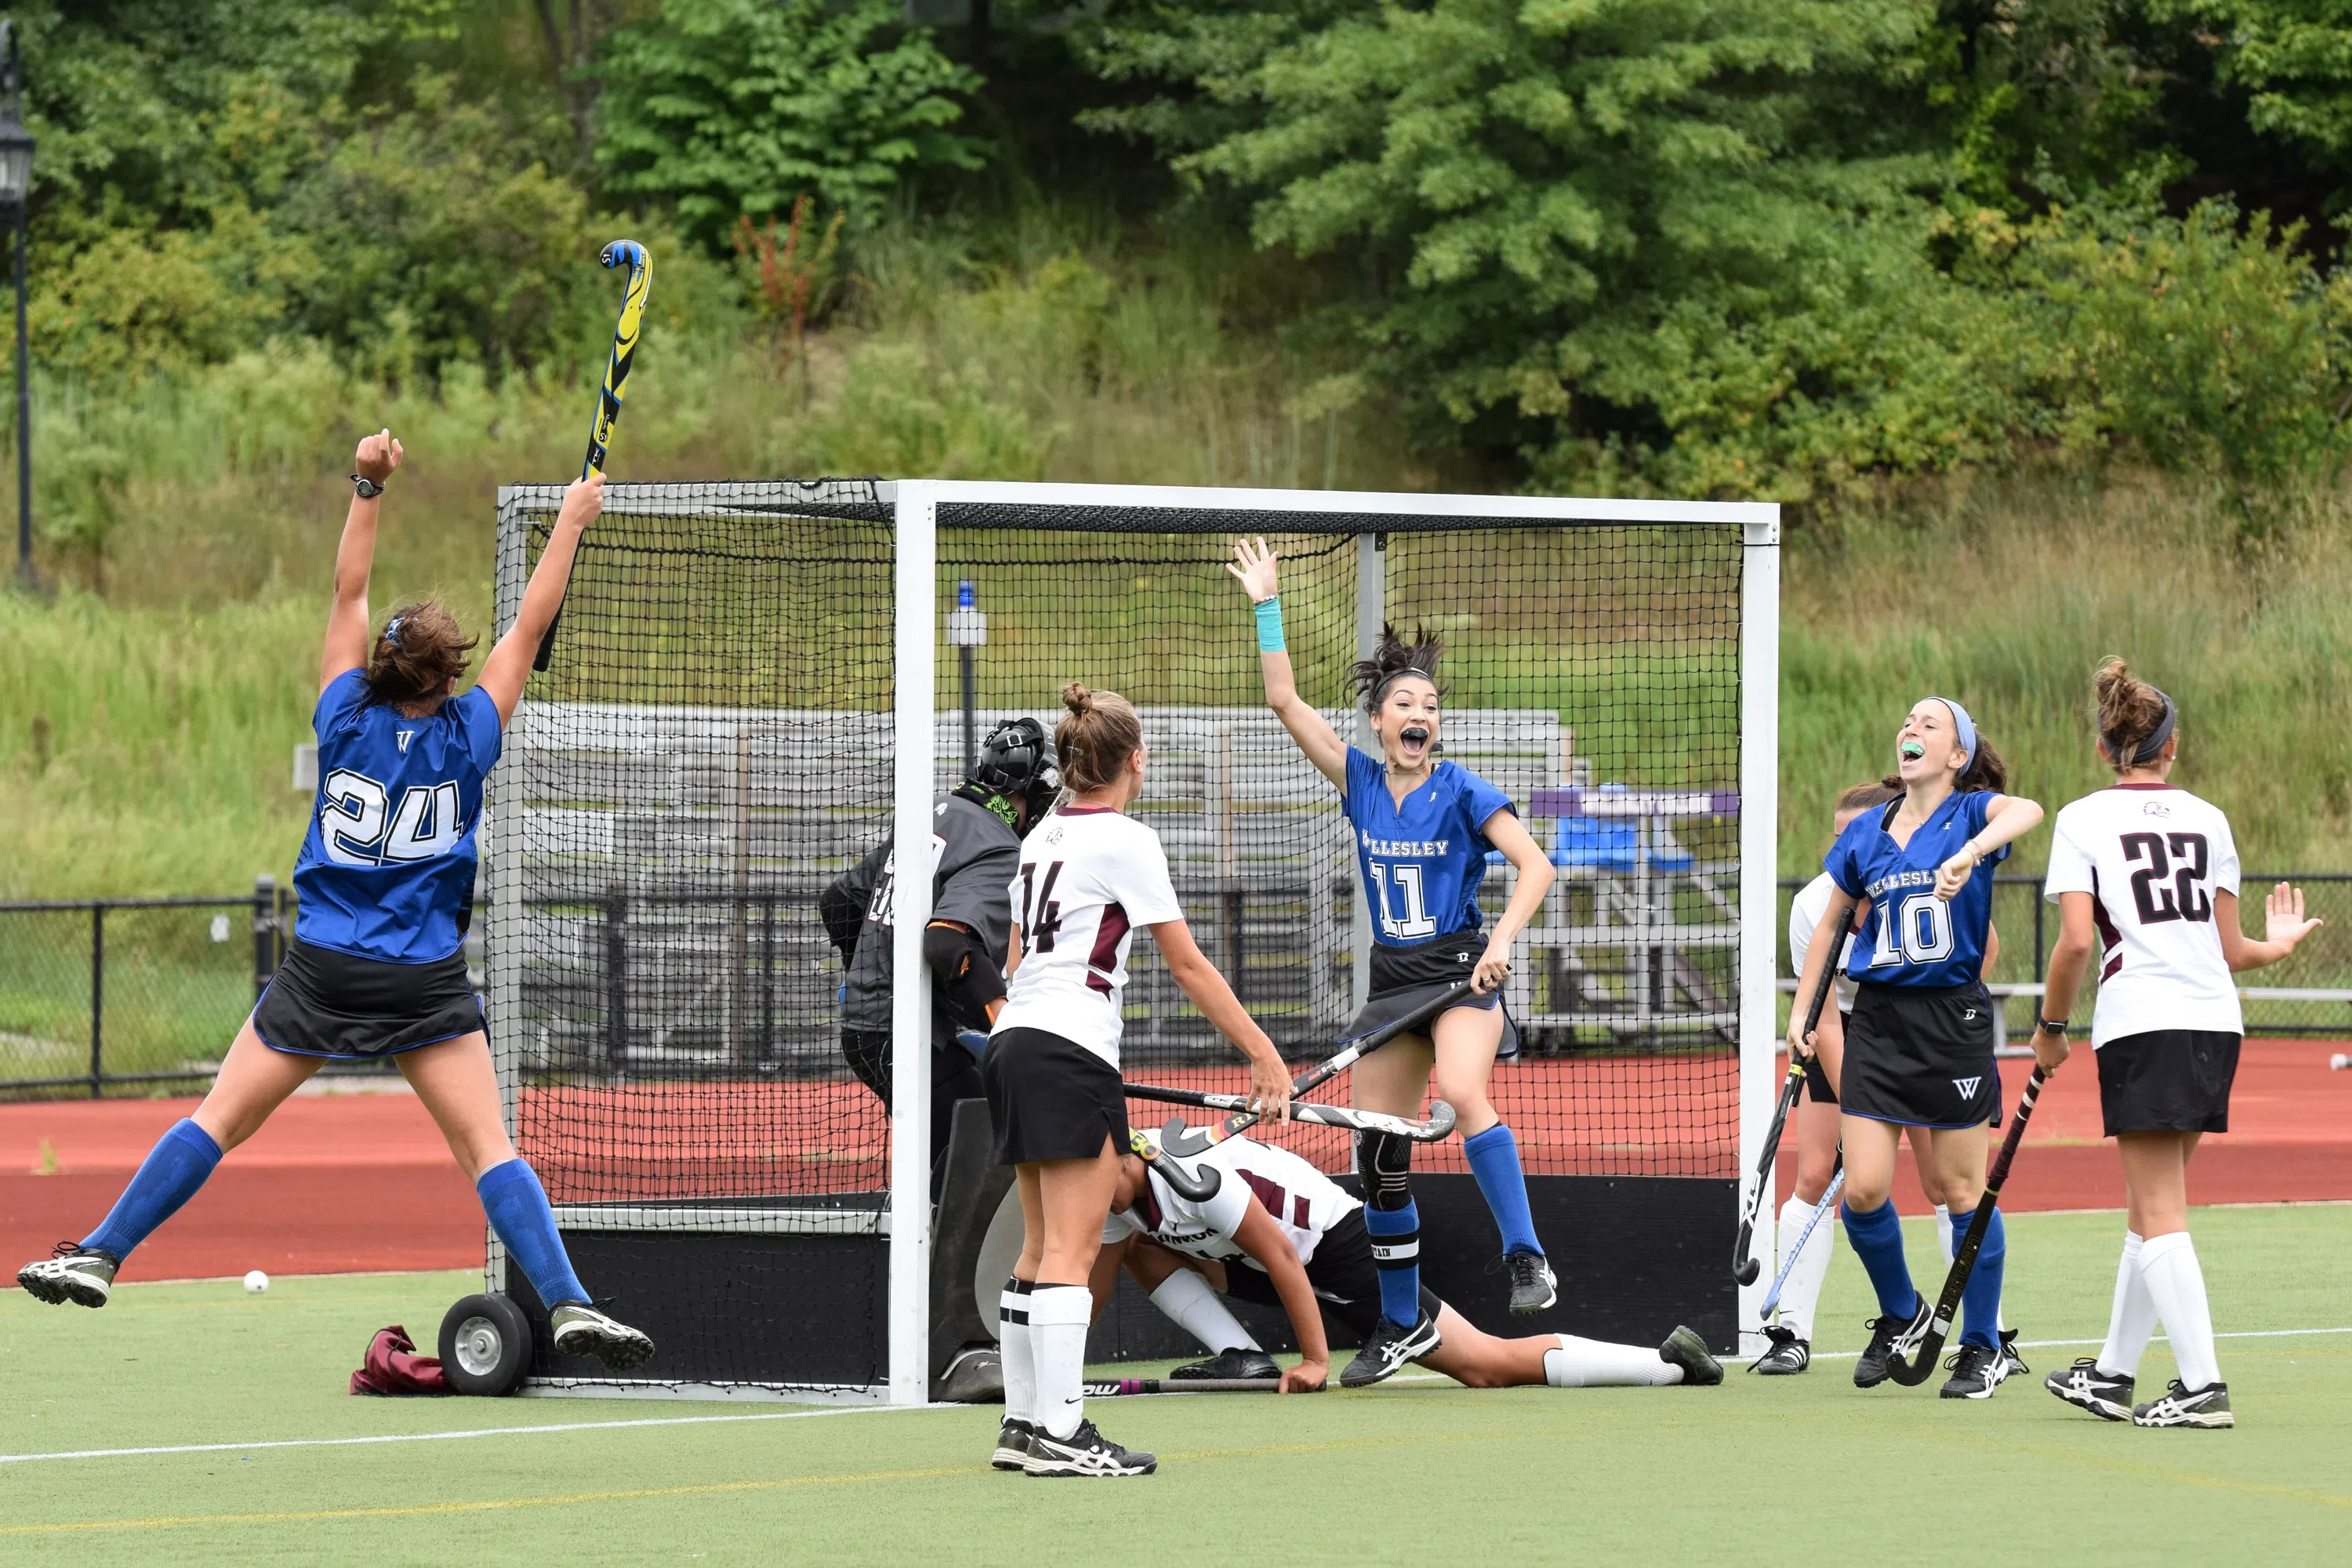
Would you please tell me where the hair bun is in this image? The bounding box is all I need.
[1062,682,1094,716]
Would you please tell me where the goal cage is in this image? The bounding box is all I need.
[482,478,1782,1403]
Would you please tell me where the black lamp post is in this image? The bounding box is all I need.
[0,24,32,590]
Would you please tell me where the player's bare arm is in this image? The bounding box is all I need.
[318,429,402,693]
[1474,808,1555,994]
[1151,916,1291,1119]
[1228,535,1347,786]
[477,474,604,724]
[1228,1199,1330,1392]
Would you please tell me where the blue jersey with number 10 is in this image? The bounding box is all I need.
[292,669,503,964]
[1343,746,1515,946]
[1824,790,2006,989]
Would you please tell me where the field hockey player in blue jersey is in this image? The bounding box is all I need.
[1786,698,2049,1399]
[1229,537,1558,1388]
[18,432,655,1373]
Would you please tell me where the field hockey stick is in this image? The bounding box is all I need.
[1155,981,1477,1159]
[1759,1160,1843,1319]
[1125,1085,1457,1142]
[1736,903,1855,1285]
[1127,1126,1219,1203]
[1083,1377,1284,1396]
[1885,1062,2055,1387]
[533,239,653,672]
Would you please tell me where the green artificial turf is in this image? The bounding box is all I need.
[3,1204,2347,1563]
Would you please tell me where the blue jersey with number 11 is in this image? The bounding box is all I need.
[1343,747,1515,946]
[1824,791,2005,989]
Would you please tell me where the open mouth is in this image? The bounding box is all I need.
[1399,725,1432,754]
[1899,740,1926,760]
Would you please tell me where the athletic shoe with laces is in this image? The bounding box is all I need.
[1997,1328,2030,1380]
[1748,1324,1810,1376]
[1938,1339,2010,1399]
[1504,1252,1558,1316]
[547,1301,656,1370]
[1023,1419,1156,1477]
[16,1243,118,1308]
[1853,1294,1933,1388]
[1170,1347,1280,1381]
[1659,1324,1723,1385]
[2044,1357,2135,1421]
[2133,1379,2234,1429]
[991,1418,1036,1471]
[1340,1308,1443,1388]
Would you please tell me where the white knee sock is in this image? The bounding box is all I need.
[1150,1270,1259,1354]
[2139,1230,2221,1391]
[2097,1232,2154,1378]
[1029,1284,1093,1440]
[1938,1202,2006,1334]
[1773,1193,1835,1341]
[1544,1334,1681,1388]
[999,1278,1035,1425]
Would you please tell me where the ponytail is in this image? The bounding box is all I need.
[1054,683,1143,795]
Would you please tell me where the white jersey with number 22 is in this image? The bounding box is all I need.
[993,804,1185,1068]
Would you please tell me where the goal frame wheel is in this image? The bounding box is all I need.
[438,1292,532,1396]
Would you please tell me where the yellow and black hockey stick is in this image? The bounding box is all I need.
[533,239,653,672]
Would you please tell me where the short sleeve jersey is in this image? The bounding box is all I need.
[292,670,503,963]
[1787,872,1860,1016]
[1101,1134,1360,1269]
[1342,747,1515,947]
[993,806,1185,1067]
[838,793,1022,1046]
[1824,790,2007,989]
[2043,785,2243,1047]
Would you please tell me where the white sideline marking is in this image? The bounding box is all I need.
[1783,1325,2352,1364]
[0,1402,953,1467]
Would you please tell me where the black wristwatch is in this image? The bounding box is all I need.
[350,474,387,499]
[2035,1014,2068,1036]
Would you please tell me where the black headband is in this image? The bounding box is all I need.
[2129,690,2176,765]
[1368,668,1438,709]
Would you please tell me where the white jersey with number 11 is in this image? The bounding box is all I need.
[993,805,1185,1068]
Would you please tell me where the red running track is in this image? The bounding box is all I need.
[3,1041,2345,1283]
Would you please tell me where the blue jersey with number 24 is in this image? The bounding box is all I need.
[1824,790,2005,989]
[292,669,503,964]
[1343,746,1515,947]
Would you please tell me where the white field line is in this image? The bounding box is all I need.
[1783,1325,2352,1364]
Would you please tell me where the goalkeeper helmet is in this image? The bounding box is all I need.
[970,717,1061,831]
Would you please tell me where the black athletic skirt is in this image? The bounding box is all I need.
[983,1026,1127,1166]
[1220,1209,1442,1341]
[1804,1037,1839,1105]
[250,940,482,1060]
[1839,981,2002,1130]
[2097,1029,2240,1137]
[1341,929,1508,1046]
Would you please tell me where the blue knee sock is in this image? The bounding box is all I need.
[1840,1199,1919,1319]
[1462,1123,1541,1257]
[1959,1206,2005,1349]
[1362,1200,1423,1330]
[82,1119,222,1261]
[477,1159,588,1308]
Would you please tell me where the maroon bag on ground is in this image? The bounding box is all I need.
[350,1325,451,1396]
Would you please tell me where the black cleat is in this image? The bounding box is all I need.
[1171,1347,1281,1381]
[1938,1339,2012,1399]
[1504,1252,1558,1316]
[2133,1379,2234,1429]
[16,1243,118,1308]
[1748,1324,1810,1376]
[1854,1294,1932,1389]
[1024,1419,1156,1476]
[2045,1358,2134,1421]
[1341,1309,1443,1388]
[1996,1328,2030,1380]
[991,1418,1036,1471]
[548,1301,656,1370]
[1660,1325,1723,1385]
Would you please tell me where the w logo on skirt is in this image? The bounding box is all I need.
[1952,1076,1983,1098]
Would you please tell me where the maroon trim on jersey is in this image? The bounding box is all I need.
[1240,1170,1286,1218]
[1056,805,1117,816]
[1134,1182,1163,1232]
[1086,902,1130,993]
[2105,783,2180,792]
[2090,868,2125,982]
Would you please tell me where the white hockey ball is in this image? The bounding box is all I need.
[243,1270,270,1294]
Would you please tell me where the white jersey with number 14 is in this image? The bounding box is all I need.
[993,804,1185,1068]
[2042,784,2243,1048]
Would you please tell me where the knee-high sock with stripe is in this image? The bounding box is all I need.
[1028,1283,1092,1441]
[1462,1123,1541,1258]
[1544,1334,1681,1387]
[2138,1230,2221,1391]
[1840,1199,1918,1319]
[1773,1192,1836,1341]
[477,1158,589,1309]
[1958,1207,2005,1349]
[2097,1231,2156,1377]
[999,1278,1036,1425]
[1363,1200,1423,1330]
[82,1119,222,1261]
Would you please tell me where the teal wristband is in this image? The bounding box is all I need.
[1254,596,1285,653]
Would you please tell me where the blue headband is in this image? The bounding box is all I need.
[383,615,405,645]
[1927,696,1976,765]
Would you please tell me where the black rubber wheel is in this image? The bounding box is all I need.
[437,1293,532,1396]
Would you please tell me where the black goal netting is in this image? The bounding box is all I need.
[486,481,1747,1389]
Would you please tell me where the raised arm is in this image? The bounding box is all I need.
[1231,1200,1329,1392]
[1935,793,2044,899]
[1227,537,1347,789]
[474,476,605,726]
[1150,916,1291,1119]
[2217,882,2324,973]
[318,430,403,694]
